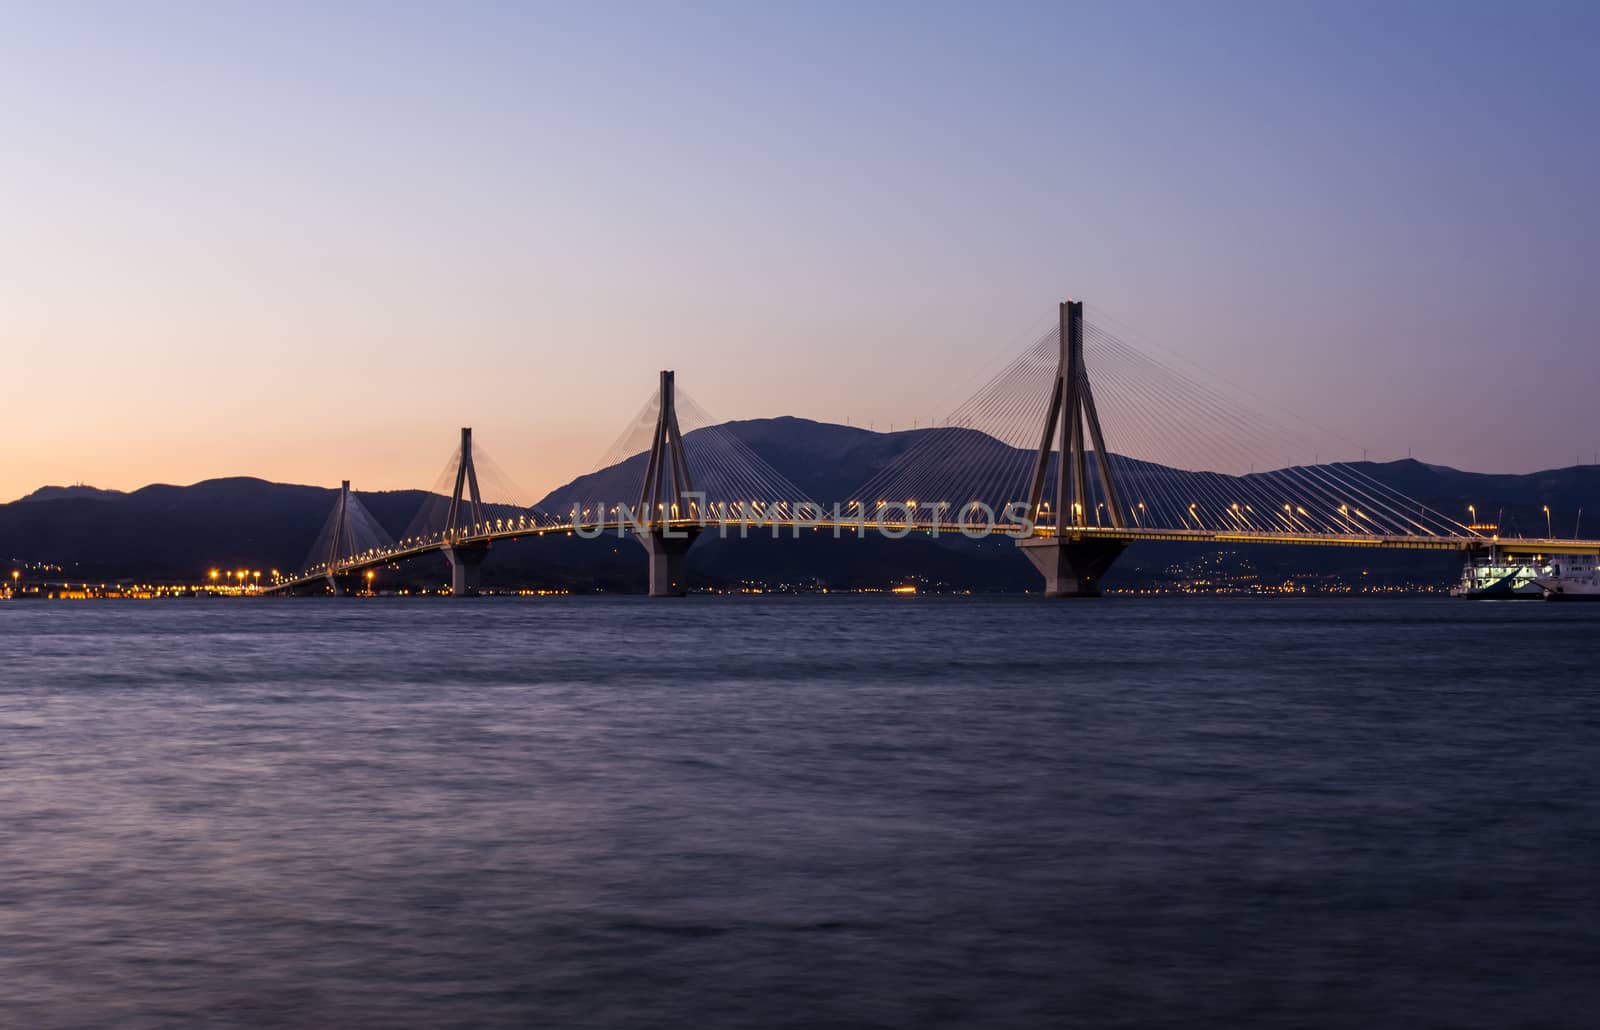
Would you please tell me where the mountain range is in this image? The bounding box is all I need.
[5,417,1597,591]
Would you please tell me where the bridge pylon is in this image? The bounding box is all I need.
[1017,301,1129,596]
[305,479,391,596]
[326,481,354,595]
[635,370,702,597]
[442,427,490,596]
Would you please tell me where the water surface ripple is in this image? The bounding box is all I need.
[2,597,1596,1028]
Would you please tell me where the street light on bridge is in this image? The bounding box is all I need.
[1544,505,1552,537]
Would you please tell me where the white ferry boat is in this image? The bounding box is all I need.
[1449,554,1551,599]
[1533,555,1600,602]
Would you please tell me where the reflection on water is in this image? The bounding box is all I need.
[2,598,1597,1028]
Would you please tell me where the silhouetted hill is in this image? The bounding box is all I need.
[5,420,1598,590]
[14,485,126,503]
[537,416,1036,518]
[0,478,433,582]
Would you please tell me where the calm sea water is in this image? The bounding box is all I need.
[1,597,1596,1029]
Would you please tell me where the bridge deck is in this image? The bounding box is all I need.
[262,518,1600,594]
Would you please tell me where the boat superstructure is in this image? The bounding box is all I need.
[1450,551,1551,599]
[1533,554,1600,601]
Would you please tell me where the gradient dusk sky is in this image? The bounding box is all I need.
[4,2,1598,501]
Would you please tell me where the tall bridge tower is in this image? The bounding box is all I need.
[1016,300,1129,596]
[325,480,356,595]
[635,369,702,597]
[442,426,490,596]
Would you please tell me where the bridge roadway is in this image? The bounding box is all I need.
[261,517,1600,595]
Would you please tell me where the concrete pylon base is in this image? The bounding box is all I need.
[635,527,703,597]
[443,541,491,597]
[326,573,362,597]
[1016,537,1127,597]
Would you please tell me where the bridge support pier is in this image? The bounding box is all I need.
[1017,537,1126,597]
[326,572,363,596]
[636,528,702,597]
[444,542,491,597]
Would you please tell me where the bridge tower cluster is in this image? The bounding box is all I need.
[278,294,1525,600]
[282,299,1141,598]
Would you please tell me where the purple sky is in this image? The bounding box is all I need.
[4,2,1597,500]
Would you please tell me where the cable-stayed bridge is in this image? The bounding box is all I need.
[266,301,1600,597]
